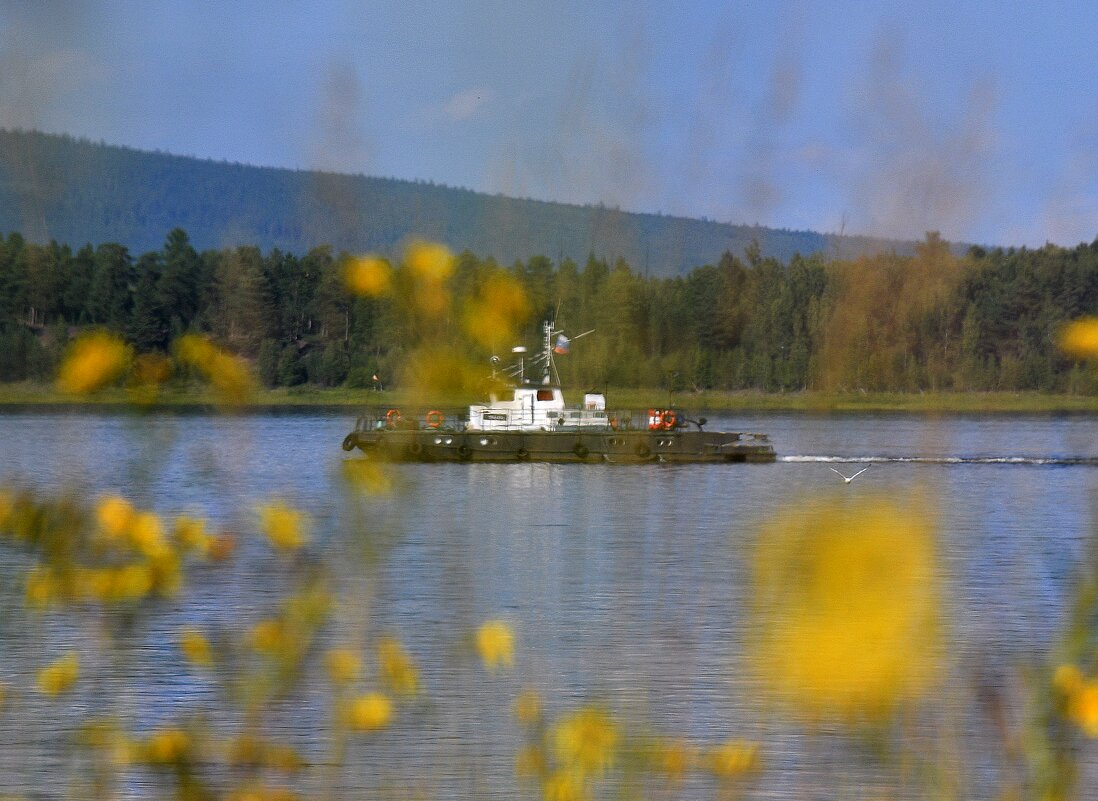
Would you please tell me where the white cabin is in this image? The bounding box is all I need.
[467,386,610,431]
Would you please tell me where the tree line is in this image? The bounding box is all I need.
[2,227,1098,393]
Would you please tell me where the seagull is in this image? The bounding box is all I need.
[829,465,870,483]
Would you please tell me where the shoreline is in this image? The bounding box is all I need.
[1,383,1097,414]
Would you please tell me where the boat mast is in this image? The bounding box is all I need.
[543,320,555,385]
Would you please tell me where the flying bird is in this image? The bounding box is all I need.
[828,466,870,483]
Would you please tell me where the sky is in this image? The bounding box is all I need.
[2,0,1097,248]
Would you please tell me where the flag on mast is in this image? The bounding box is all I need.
[554,334,570,355]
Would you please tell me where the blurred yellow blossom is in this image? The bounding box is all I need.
[705,739,761,779]
[96,495,135,541]
[514,688,542,726]
[405,240,455,317]
[142,728,190,764]
[25,567,58,609]
[174,334,255,404]
[129,511,169,558]
[405,240,454,282]
[475,620,515,670]
[325,648,361,685]
[552,707,618,777]
[37,652,79,696]
[344,255,392,297]
[179,627,214,668]
[463,273,531,347]
[257,500,309,551]
[346,692,392,731]
[250,619,287,655]
[514,744,545,779]
[1055,663,1085,696]
[173,515,211,556]
[378,636,419,695]
[749,494,943,719]
[542,771,584,801]
[653,738,695,779]
[56,331,131,394]
[341,459,394,495]
[1058,666,1098,737]
[112,563,154,601]
[0,487,13,528]
[1069,682,1098,736]
[1059,317,1098,359]
[127,352,174,404]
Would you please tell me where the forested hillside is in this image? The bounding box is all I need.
[0,129,910,277]
[2,228,1097,394]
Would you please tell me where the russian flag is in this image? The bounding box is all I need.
[553,334,570,355]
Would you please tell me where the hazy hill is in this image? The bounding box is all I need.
[0,128,909,274]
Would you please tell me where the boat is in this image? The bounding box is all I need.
[340,322,775,463]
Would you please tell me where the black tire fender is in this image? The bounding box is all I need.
[516,447,530,461]
[635,442,651,459]
[342,434,356,451]
[573,443,589,459]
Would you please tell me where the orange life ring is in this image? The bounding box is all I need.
[385,408,402,428]
[647,408,662,431]
[425,409,444,429]
[661,410,677,430]
[609,416,618,431]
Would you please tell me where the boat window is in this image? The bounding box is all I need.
[536,389,555,401]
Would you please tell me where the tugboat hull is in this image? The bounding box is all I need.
[341,428,775,463]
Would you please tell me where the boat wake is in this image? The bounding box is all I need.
[780,455,1098,467]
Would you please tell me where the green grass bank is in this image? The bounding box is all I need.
[2,382,1098,414]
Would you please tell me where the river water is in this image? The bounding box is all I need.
[1,410,1097,799]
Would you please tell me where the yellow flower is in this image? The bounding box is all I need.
[257,500,309,551]
[1054,664,1085,696]
[552,707,618,777]
[96,495,135,541]
[705,739,761,779]
[37,652,79,696]
[405,240,455,282]
[543,770,585,801]
[653,738,695,779]
[250,619,286,654]
[325,648,361,685]
[514,688,542,726]
[173,515,211,556]
[341,459,394,495]
[56,331,131,394]
[24,567,57,608]
[127,352,174,404]
[475,620,515,670]
[129,511,169,558]
[1059,317,1098,359]
[346,693,392,731]
[463,273,531,347]
[180,627,214,668]
[0,487,14,529]
[112,563,154,601]
[1065,678,1098,737]
[748,494,943,719]
[143,729,190,764]
[174,334,255,404]
[344,255,392,296]
[514,744,545,779]
[378,636,419,695]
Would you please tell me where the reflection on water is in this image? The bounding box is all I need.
[1,411,1097,798]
